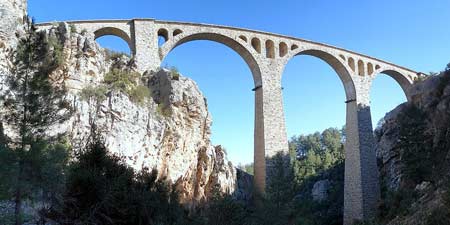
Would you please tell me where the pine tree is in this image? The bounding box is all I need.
[0,18,71,225]
[51,139,188,225]
[262,153,294,225]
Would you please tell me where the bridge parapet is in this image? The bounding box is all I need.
[37,19,419,85]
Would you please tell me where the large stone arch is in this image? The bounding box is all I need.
[93,27,135,55]
[159,32,262,86]
[283,47,379,224]
[371,69,413,101]
[283,48,357,100]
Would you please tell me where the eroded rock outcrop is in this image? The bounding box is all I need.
[375,66,450,225]
[0,6,244,207]
[54,23,238,206]
[0,0,27,97]
[375,70,450,191]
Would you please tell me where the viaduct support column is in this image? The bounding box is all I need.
[131,19,161,73]
[344,77,380,225]
[254,63,289,195]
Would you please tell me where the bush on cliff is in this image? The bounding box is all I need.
[374,63,450,224]
[49,139,188,225]
[0,18,72,225]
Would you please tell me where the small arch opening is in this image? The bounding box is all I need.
[358,60,364,76]
[162,39,256,172]
[279,42,288,57]
[368,63,374,75]
[158,28,169,47]
[173,29,182,37]
[265,40,275,58]
[251,38,261,53]
[239,35,247,42]
[375,65,381,70]
[95,35,131,56]
[348,57,355,72]
[291,44,299,50]
[371,72,408,129]
[339,54,345,61]
[94,27,133,56]
[283,55,348,173]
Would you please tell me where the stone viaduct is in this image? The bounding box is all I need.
[38,19,420,225]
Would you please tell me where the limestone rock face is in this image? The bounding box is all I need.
[62,26,237,206]
[0,0,27,96]
[374,70,450,224]
[0,0,26,47]
[0,18,240,206]
[375,70,450,191]
[374,104,406,191]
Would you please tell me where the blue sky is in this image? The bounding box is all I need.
[29,0,450,165]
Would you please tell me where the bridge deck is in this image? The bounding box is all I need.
[36,18,418,74]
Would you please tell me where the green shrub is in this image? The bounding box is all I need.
[104,68,139,93]
[205,190,249,225]
[36,34,65,73]
[170,66,180,80]
[378,188,418,221]
[79,85,108,103]
[156,103,172,117]
[103,68,153,105]
[397,104,433,185]
[425,206,450,225]
[49,140,188,225]
[104,49,127,62]
[436,66,450,98]
[129,85,151,105]
[69,24,77,33]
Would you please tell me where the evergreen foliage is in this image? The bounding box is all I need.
[1,20,70,141]
[0,18,72,225]
[198,128,346,225]
[289,128,344,187]
[50,139,188,225]
[396,104,433,185]
[203,184,250,225]
[79,84,108,104]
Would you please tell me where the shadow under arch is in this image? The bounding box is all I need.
[285,49,356,100]
[93,27,135,55]
[160,32,262,86]
[373,69,413,101]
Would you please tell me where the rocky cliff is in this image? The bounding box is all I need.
[376,68,450,191]
[0,0,244,208]
[0,0,27,96]
[375,65,450,225]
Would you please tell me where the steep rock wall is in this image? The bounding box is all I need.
[0,7,242,206]
[0,0,27,96]
[51,23,238,206]
[375,67,450,225]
